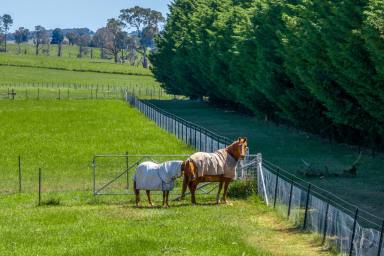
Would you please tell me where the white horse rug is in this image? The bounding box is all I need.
[134,161,183,191]
[188,149,237,179]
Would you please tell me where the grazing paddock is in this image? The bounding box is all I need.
[0,100,191,193]
[0,65,159,89]
[0,99,336,255]
[0,193,334,256]
[148,100,384,219]
[0,53,152,76]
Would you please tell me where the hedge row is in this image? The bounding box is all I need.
[151,0,384,150]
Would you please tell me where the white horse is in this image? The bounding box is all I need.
[133,160,184,207]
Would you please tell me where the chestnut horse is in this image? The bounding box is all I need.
[181,137,248,204]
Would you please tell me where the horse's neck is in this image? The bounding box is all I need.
[225,145,239,161]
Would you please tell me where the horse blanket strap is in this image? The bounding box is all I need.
[134,161,183,191]
[189,149,237,179]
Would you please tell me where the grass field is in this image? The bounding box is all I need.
[0,66,159,89]
[4,43,103,59]
[0,193,334,256]
[0,53,152,76]
[0,100,191,193]
[148,100,384,219]
[0,99,334,255]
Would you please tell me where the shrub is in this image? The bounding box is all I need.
[228,179,257,199]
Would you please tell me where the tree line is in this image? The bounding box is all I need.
[151,0,384,152]
[0,6,165,67]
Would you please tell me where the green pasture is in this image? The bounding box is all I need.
[0,193,333,256]
[0,100,192,193]
[0,53,152,76]
[0,99,334,256]
[149,100,384,219]
[5,43,103,59]
[0,66,159,89]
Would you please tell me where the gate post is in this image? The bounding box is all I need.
[92,157,96,195]
[125,151,129,190]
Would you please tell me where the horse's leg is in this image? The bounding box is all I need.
[146,190,153,206]
[222,180,231,204]
[162,191,166,207]
[166,191,170,207]
[180,160,191,200]
[216,181,223,204]
[181,174,188,200]
[134,181,140,207]
[189,181,197,205]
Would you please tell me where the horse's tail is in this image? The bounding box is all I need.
[180,159,193,199]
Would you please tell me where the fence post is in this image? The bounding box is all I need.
[378,220,384,256]
[322,203,330,245]
[273,170,279,209]
[92,157,96,195]
[125,151,129,190]
[38,168,42,206]
[349,208,359,256]
[58,89,61,100]
[303,184,311,230]
[18,155,22,192]
[287,178,294,218]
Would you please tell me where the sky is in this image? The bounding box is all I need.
[1,0,172,32]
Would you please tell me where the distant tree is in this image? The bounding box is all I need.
[33,25,49,55]
[93,27,111,59]
[119,6,164,68]
[66,32,78,46]
[77,33,91,58]
[51,28,64,56]
[14,27,29,54]
[1,14,13,52]
[126,36,139,65]
[106,18,125,63]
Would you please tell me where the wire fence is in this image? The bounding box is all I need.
[0,82,180,100]
[0,85,382,255]
[125,90,384,256]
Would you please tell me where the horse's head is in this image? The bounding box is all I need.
[227,137,248,161]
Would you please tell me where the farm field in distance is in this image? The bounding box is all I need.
[149,100,384,219]
[0,99,333,256]
[0,49,150,75]
[0,65,158,89]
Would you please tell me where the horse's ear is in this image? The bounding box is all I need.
[243,137,247,142]
[237,137,241,142]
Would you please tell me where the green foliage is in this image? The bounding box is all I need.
[228,179,256,199]
[152,0,384,148]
